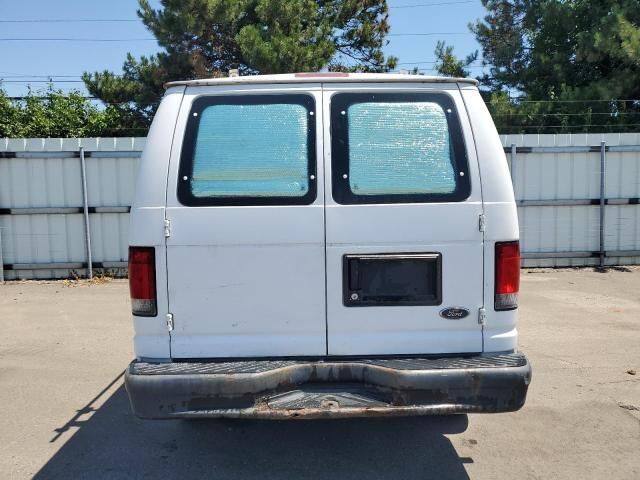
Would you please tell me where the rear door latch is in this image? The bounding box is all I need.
[166,313,174,332]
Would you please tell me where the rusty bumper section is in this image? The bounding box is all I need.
[124,353,531,419]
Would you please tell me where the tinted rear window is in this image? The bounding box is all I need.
[178,95,316,206]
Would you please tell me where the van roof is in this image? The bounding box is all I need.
[165,72,479,88]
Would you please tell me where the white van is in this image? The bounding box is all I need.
[124,73,531,419]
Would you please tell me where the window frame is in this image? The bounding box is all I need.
[177,94,317,207]
[330,92,471,205]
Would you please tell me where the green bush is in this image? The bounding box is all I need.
[0,85,149,138]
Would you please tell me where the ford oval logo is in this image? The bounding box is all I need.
[440,307,470,320]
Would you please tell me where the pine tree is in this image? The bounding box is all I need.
[82,0,398,131]
[469,0,640,133]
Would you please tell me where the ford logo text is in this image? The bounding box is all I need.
[439,307,470,320]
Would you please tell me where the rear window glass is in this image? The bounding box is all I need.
[178,95,316,206]
[331,93,470,204]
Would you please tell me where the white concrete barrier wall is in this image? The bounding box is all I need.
[0,134,639,279]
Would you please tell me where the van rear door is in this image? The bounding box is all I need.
[165,85,326,358]
[322,84,484,355]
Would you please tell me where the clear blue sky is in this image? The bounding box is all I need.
[0,0,487,97]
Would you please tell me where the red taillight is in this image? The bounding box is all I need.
[128,246,157,317]
[495,241,520,311]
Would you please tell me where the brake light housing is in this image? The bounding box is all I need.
[495,241,520,311]
[128,246,157,317]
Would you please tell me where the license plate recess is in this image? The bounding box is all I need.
[343,253,442,307]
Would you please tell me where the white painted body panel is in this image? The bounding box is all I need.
[165,85,327,357]
[128,74,520,360]
[460,86,519,352]
[129,87,185,359]
[322,83,484,355]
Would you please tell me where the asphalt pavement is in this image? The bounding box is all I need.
[1,268,638,479]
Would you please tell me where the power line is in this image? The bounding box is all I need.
[0,19,139,23]
[507,98,640,104]
[514,123,640,129]
[0,1,478,22]
[391,1,475,8]
[397,60,483,66]
[493,112,640,117]
[389,32,470,37]
[397,61,439,65]
[4,93,639,123]
[5,95,159,105]
[0,75,86,78]
[0,32,472,41]
[3,75,638,108]
[1,80,85,83]
[412,66,486,71]
[398,60,482,66]
[0,38,156,42]
[4,66,484,75]
[0,34,474,40]
[0,71,102,78]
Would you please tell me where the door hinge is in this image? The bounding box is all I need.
[163,218,171,238]
[478,214,486,232]
[166,313,174,332]
[478,307,486,325]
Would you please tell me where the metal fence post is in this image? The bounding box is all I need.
[599,141,607,268]
[0,227,4,283]
[510,143,517,188]
[80,147,93,279]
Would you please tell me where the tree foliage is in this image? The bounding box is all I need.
[0,86,143,138]
[83,0,398,131]
[433,41,478,78]
[466,0,640,133]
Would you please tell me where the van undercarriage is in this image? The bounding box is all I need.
[125,353,531,419]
